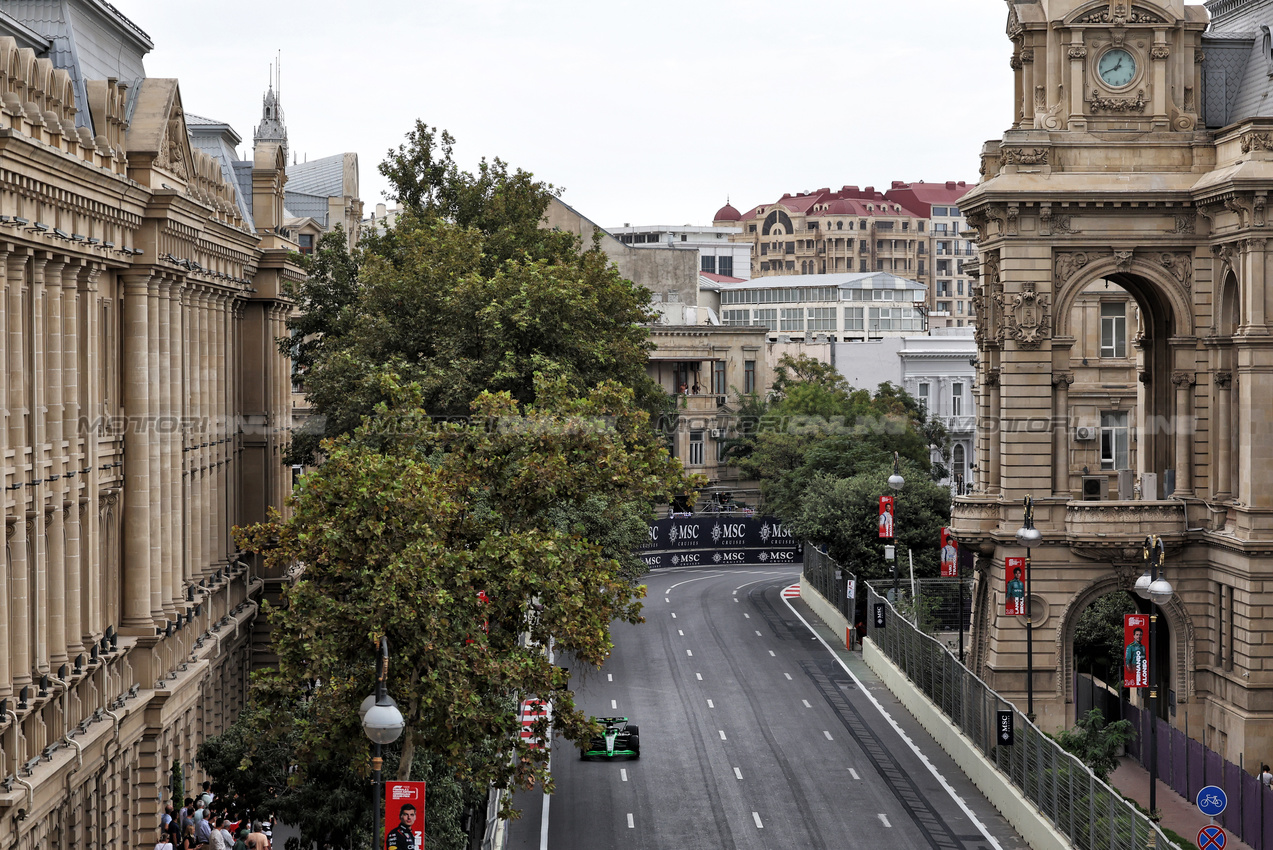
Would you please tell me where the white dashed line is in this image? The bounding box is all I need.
[665,597,670,603]
[823,731,834,740]
[611,700,617,709]
[752,812,764,829]
[620,769,628,782]
[743,613,750,619]
[627,813,635,829]
[849,768,861,780]
[607,674,612,682]
[784,673,792,680]
[734,598,739,603]
[687,650,693,657]
[671,613,677,619]
[696,673,703,680]
[734,767,743,780]
[802,700,812,709]
[707,699,714,708]
[878,814,892,828]
[719,730,727,740]
[755,630,763,636]
[768,650,776,657]
[678,630,684,636]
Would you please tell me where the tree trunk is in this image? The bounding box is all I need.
[397,725,415,780]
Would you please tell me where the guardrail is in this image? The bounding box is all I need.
[865,581,1180,850]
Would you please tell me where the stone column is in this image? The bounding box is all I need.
[1172,370,1195,497]
[30,254,49,672]
[62,262,82,660]
[1150,37,1170,129]
[157,276,176,616]
[1052,372,1073,497]
[186,286,201,582]
[168,278,184,592]
[987,368,1002,494]
[200,290,212,575]
[6,254,25,454]
[1020,47,1035,126]
[9,517,30,687]
[0,248,8,696]
[1215,371,1233,501]
[120,272,153,632]
[80,264,101,645]
[147,278,164,620]
[1067,43,1087,131]
[42,256,68,669]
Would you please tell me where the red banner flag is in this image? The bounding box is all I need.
[878,495,895,539]
[1124,614,1149,688]
[1005,557,1026,615]
[940,528,958,578]
[385,781,426,850]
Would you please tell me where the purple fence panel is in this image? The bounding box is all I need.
[1157,717,1173,786]
[1264,785,1273,850]
[1223,761,1242,833]
[1187,738,1205,801]
[1125,700,1143,761]
[1242,771,1261,843]
[1171,725,1188,799]
[1206,749,1224,792]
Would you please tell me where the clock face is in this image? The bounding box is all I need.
[1098,48,1136,88]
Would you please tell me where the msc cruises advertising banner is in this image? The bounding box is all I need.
[639,516,803,569]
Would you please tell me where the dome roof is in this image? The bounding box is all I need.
[714,201,741,222]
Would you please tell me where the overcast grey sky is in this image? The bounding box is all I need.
[122,0,1014,227]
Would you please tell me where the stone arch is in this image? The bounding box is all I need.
[1217,268,1240,335]
[1053,254,1195,339]
[1054,571,1197,705]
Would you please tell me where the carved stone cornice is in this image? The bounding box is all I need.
[1001,147,1049,166]
[1240,132,1273,154]
[1167,214,1196,235]
[1215,371,1233,389]
[1075,4,1164,24]
[1089,89,1147,113]
[1004,283,1051,350]
[1010,55,1023,71]
[1172,370,1196,388]
[984,369,1001,388]
[1052,372,1075,388]
[1159,252,1193,292]
[1068,46,1088,60]
[1150,44,1170,60]
[1055,251,1090,283]
[1113,249,1135,273]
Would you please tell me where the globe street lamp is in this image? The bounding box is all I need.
[1015,495,1042,721]
[1134,535,1170,819]
[363,637,405,849]
[889,452,904,600]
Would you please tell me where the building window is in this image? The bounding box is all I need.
[952,443,966,488]
[712,360,726,395]
[689,431,704,466]
[1101,301,1127,358]
[951,382,964,416]
[785,242,795,254]
[744,360,756,394]
[918,382,929,412]
[701,255,716,273]
[718,256,733,277]
[785,261,795,271]
[844,307,864,331]
[760,244,768,256]
[808,307,836,332]
[749,225,756,232]
[779,308,805,332]
[298,233,314,255]
[1100,411,1129,470]
[754,308,777,328]
[722,310,750,326]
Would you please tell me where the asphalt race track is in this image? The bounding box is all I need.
[507,566,1029,850]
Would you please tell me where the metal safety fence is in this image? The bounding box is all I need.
[865,582,1180,850]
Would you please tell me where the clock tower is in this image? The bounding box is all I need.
[956,0,1273,766]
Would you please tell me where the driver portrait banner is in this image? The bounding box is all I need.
[1124,614,1149,688]
[1005,556,1026,615]
[940,527,958,578]
[385,781,426,850]
[879,495,895,539]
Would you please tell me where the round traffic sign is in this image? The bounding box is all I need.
[1198,824,1226,850]
[1197,785,1228,817]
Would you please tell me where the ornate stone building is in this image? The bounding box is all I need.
[0,3,297,846]
[954,0,1273,761]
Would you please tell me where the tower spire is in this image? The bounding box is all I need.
[254,53,288,164]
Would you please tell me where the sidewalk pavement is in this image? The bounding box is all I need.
[1110,755,1253,850]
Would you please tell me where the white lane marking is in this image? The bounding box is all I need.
[540,743,552,850]
[768,650,776,657]
[671,613,677,619]
[734,767,743,780]
[734,598,739,603]
[755,630,763,636]
[823,730,834,740]
[687,650,693,657]
[611,700,617,709]
[849,768,861,780]
[879,814,892,828]
[607,674,612,682]
[752,812,764,829]
[735,573,797,593]
[780,595,1005,850]
[627,813,634,829]
[803,700,812,709]
[696,673,703,680]
[620,769,628,782]
[707,699,714,708]
[665,597,670,603]
[784,673,792,680]
[743,613,751,619]
[664,572,727,593]
[678,629,684,636]
[719,730,727,740]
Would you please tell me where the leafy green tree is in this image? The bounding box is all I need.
[1055,708,1134,783]
[1074,592,1139,684]
[235,378,696,807]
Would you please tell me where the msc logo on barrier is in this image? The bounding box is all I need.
[711,522,748,543]
[713,552,748,563]
[667,525,699,544]
[670,553,702,565]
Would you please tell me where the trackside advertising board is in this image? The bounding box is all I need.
[639,516,803,569]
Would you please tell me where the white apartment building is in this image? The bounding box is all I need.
[611,223,753,280]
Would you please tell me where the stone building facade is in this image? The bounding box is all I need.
[954,0,1273,764]
[0,4,296,846]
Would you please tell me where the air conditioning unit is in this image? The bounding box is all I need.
[1081,475,1106,501]
[710,429,723,439]
[1075,425,1097,441]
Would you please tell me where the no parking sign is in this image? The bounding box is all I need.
[1198,825,1226,850]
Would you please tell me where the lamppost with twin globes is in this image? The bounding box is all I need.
[888,452,904,599]
[1134,535,1171,819]
[1015,496,1042,722]
[362,637,405,849]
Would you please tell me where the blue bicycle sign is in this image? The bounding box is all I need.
[1197,785,1227,817]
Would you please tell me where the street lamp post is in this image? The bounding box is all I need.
[1134,535,1171,820]
[889,452,904,600]
[362,637,405,850]
[1015,496,1042,722]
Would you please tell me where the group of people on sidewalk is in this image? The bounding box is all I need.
[155,783,275,850]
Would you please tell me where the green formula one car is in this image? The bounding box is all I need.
[581,716,640,760]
